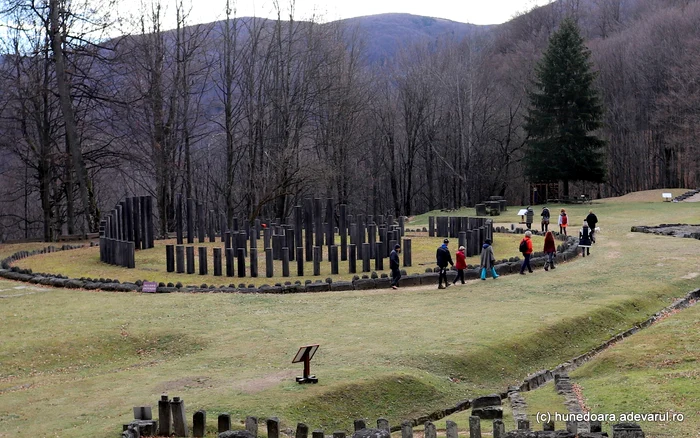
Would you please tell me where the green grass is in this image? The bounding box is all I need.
[0,189,699,437]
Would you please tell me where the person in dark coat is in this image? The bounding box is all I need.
[579,221,592,256]
[390,244,401,289]
[436,238,454,289]
[585,210,598,243]
[525,206,534,230]
[541,206,551,232]
[480,239,499,280]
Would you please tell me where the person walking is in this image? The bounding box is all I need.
[525,206,534,230]
[579,221,592,257]
[480,239,499,280]
[519,231,534,275]
[585,209,598,243]
[541,206,551,232]
[543,231,556,271]
[558,208,568,236]
[436,238,454,289]
[452,245,467,285]
[390,244,401,289]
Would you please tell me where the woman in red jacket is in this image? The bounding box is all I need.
[452,245,467,285]
[543,231,556,271]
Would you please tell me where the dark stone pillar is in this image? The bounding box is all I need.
[198,247,208,275]
[171,397,188,437]
[263,227,272,251]
[296,247,304,276]
[362,242,371,272]
[294,206,303,257]
[218,414,232,434]
[197,202,205,243]
[250,248,258,277]
[339,204,347,261]
[266,248,274,278]
[237,248,246,277]
[375,242,383,271]
[132,197,142,250]
[220,213,228,243]
[187,198,195,244]
[213,248,222,276]
[193,410,206,437]
[226,248,235,277]
[469,416,481,438]
[313,246,321,276]
[125,197,134,243]
[166,245,175,272]
[158,395,172,437]
[349,243,357,274]
[368,224,377,258]
[402,238,412,267]
[459,231,467,251]
[330,245,339,275]
[176,245,185,273]
[186,246,195,274]
[282,248,290,277]
[304,198,314,261]
[399,216,405,236]
[325,198,334,251]
[314,198,323,247]
[267,417,280,438]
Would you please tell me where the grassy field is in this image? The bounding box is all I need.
[0,189,698,437]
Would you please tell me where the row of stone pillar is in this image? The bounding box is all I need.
[165,239,412,278]
[100,196,155,267]
[99,237,135,268]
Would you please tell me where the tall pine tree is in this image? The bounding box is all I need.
[524,18,606,197]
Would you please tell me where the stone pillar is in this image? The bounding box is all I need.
[518,419,530,430]
[170,397,188,437]
[469,416,481,438]
[218,414,232,433]
[313,431,324,438]
[402,238,412,267]
[282,248,290,277]
[375,242,383,271]
[339,204,347,261]
[186,246,195,274]
[543,421,555,432]
[250,248,258,277]
[225,231,231,249]
[330,245,339,275]
[349,244,357,274]
[286,227,295,261]
[125,197,134,243]
[226,248,235,277]
[333,432,346,438]
[362,242,371,272]
[213,248,222,276]
[368,224,377,258]
[146,196,154,248]
[245,416,258,436]
[459,231,467,251]
[195,202,204,243]
[208,210,216,242]
[166,245,175,272]
[314,198,323,247]
[294,205,303,256]
[176,245,185,273]
[401,422,413,438]
[429,216,435,237]
[266,248,274,278]
[445,421,457,438]
[193,410,206,437]
[198,247,208,275]
[304,198,314,261]
[424,422,436,438]
[492,420,505,438]
[237,248,246,277]
[249,221,258,251]
[313,246,321,276]
[296,247,304,276]
[220,213,228,243]
[264,227,272,252]
[354,420,367,431]
[267,418,280,438]
[187,198,195,244]
[377,419,390,432]
[399,216,405,236]
[158,395,171,436]
[325,198,334,252]
[296,423,309,438]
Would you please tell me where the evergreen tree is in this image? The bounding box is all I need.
[523,18,606,197]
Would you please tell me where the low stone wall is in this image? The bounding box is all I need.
[673,188,700,202]
[631,223,700,240]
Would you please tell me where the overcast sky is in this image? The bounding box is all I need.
[118,0,551,30]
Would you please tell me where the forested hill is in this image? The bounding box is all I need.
[1,0,699,241]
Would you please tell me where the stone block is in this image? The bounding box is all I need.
[330,281,355,292]
[353,278,376,290]
[305,282,330,293]
[471,406,503,420]
[420,272,440,285]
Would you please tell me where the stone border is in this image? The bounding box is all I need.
[0,231,580,294]
[631,224,700,240]
[394,287,699,429]
[673,188,700,202]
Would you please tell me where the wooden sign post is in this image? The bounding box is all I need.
[292,344,319,384]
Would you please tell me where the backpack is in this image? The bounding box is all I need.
[519,239,528,253]
[561,214,568,226]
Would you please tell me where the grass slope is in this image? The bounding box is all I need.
[0,191,698,437]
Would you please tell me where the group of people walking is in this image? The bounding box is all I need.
[390,208,599,290]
